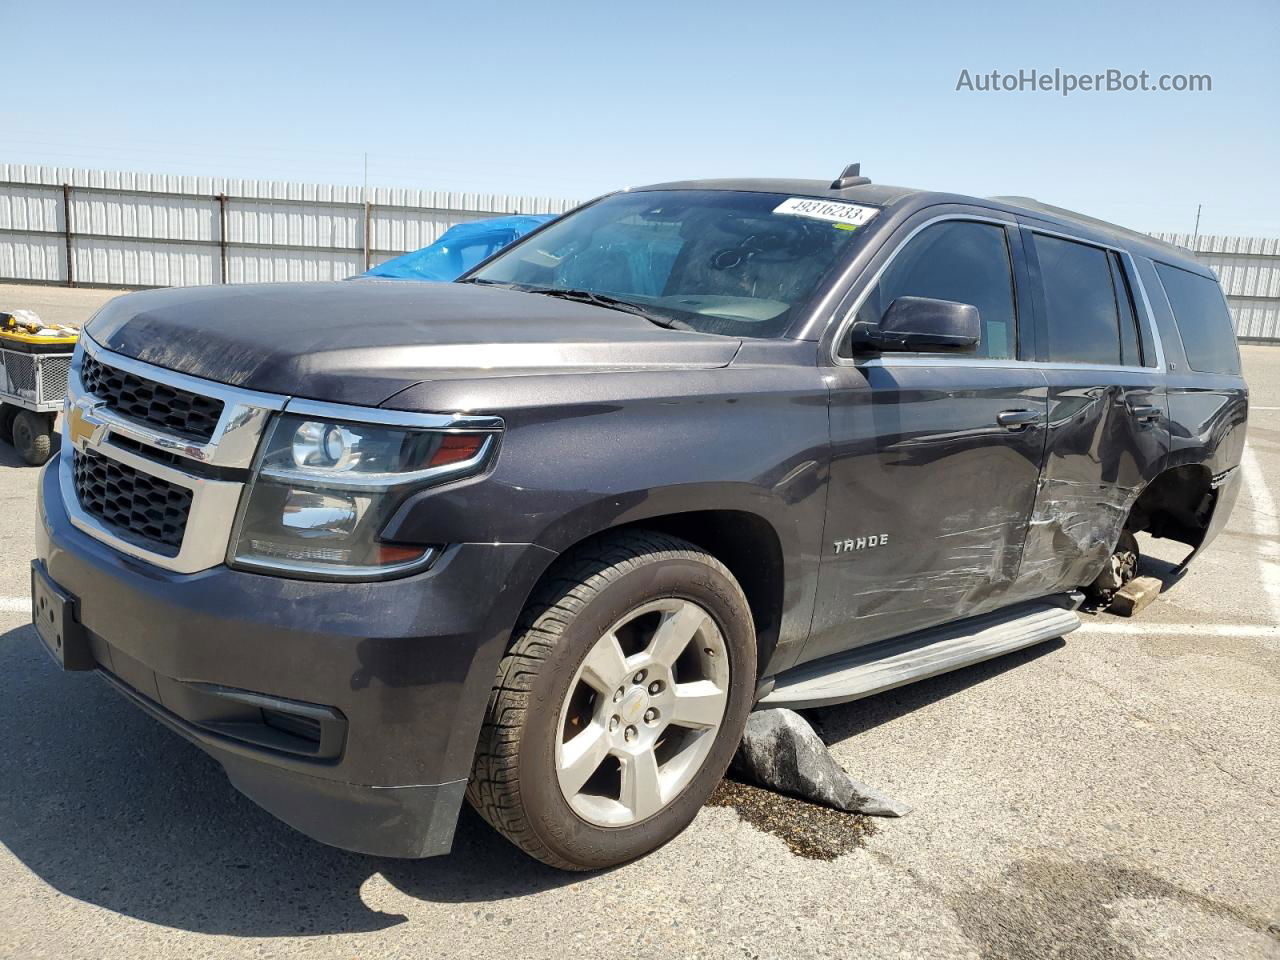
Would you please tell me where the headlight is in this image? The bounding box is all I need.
[228,411,497,580]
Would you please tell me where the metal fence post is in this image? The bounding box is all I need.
[364,201,372,271]
[62,184,75,287]
[217,194,229,284]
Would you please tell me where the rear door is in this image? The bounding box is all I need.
[805,209,1051,663]
[1011,226,1170,596]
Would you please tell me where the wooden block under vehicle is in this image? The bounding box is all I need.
[1108,576,1163,617]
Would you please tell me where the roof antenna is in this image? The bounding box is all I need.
[831,163,871,190]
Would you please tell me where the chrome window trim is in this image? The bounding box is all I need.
[80,336,286,469]
[825,213,1168,375]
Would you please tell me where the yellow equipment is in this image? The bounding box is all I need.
[1,310,77,465]
[1,310,80,350]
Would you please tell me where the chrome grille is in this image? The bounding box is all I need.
[81,352,224,442]
[72,448,194,555]
[60,343,278,574]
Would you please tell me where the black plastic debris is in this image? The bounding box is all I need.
[733,708,912,818]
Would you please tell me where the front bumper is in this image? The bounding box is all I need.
[36,459,554,857]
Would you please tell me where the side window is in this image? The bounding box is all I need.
[1035,234,1127,365]
[1154,262,1241,375]
[855,220,1017,359]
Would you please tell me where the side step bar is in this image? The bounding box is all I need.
[760,597,1082,710]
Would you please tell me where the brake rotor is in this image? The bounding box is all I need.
[1087,530,1140,607]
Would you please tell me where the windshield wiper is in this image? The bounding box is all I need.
[456,277,511,287]
[521,287,683,329]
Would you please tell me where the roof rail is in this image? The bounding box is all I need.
[989,196,1194,257]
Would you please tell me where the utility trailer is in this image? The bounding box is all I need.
[1,312,75,465]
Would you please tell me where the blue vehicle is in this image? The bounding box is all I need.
[362,214,555,282]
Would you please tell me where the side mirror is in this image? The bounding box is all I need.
[851,296,981,352]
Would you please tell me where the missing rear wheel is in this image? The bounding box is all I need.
[1086,530,1140,607]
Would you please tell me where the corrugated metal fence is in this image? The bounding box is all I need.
[2,165,1277,343]
[1151,233,1280,343]
[0,164,581,288]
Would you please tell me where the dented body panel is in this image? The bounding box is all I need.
[808,361,1048,662]
[1016,369,1169,596]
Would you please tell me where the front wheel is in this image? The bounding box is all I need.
[467,531,756,870]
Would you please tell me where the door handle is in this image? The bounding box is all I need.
[1127,403,1161,422]
[996,409,1043,431]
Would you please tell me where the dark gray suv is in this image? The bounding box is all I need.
[32,171,1247,870]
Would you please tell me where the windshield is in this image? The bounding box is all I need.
[464,190,873,337]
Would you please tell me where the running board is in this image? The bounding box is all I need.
[760,598,1081,710]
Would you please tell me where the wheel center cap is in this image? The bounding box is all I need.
[620,689,648,724]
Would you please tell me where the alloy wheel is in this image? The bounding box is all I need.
[555,598,730,827]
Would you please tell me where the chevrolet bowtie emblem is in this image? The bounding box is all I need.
[66,399,107,451]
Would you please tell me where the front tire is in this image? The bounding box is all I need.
[467,530,756,870]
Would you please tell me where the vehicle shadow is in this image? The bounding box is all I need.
[0,623,581,937]
[806,638,1068,745]
[1135,552,1189,592]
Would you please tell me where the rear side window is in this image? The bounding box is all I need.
[855,220,1017,358]
[1035,234,1143,366]
[1155,262,1241,375]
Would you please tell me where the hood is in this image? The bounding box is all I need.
[86,281,742,407]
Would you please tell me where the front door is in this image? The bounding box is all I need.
[804,213,1050,664]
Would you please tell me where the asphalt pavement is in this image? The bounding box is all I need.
[0,284,1276,959]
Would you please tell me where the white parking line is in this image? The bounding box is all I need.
[1241,445,1280,623]
[1080,621,1279,639]
[0,597,29,613]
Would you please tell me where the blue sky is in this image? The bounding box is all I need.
[3,0,1277,235]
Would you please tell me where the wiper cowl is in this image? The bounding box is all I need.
[523,287,682,329]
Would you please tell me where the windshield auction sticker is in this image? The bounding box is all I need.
[773,197,880,227]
